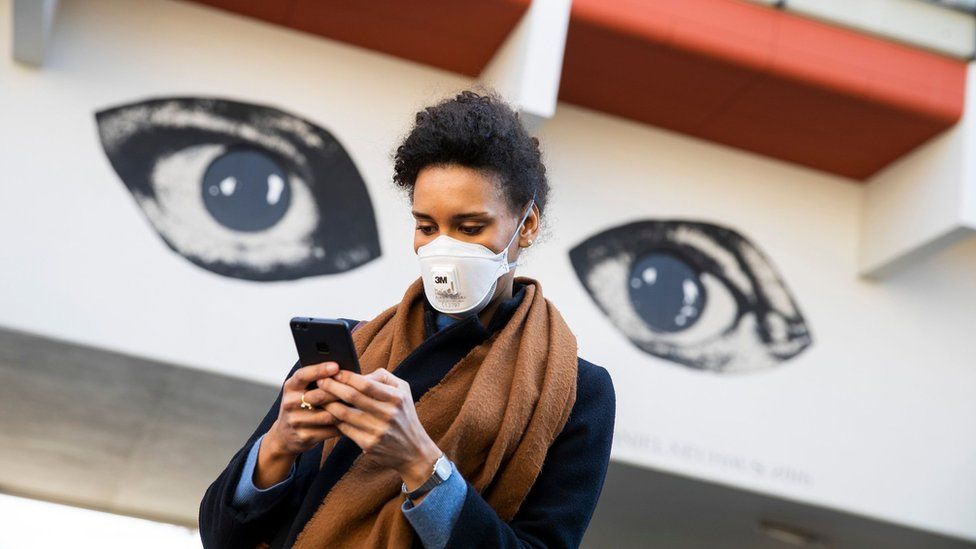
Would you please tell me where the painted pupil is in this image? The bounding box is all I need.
[201,149,291,232]
[628,252,706,333]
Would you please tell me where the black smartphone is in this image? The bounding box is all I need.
[290,317,362,391]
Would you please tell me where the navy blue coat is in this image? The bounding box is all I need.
[198,281,616,548]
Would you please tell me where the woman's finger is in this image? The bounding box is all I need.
[294,424,340,443]
[319,377,389,416]
[369,368,412,400]
[333,370,401,404]
[285,362,338,391]
[299,423,341,436]
[282,389,328,412]
[367,367,401,389]
[335,420,382,454]
[289,408,338,428]
[299,388,340,407]
[326,401,387,436]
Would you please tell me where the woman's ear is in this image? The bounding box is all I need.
[520,204,540,248]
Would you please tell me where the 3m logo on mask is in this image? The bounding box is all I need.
[431,267,460,297]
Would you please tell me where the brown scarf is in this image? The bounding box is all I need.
[290,275,578,548]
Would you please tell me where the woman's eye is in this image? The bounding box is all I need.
[94,97,381,281]
[459,225,483,235]
[416,225,436,235]
[569,220,813,373]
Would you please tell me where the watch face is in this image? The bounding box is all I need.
[402,456,453,498]
[434,456,452,481]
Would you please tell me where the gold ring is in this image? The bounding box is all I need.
[300,391,315,411]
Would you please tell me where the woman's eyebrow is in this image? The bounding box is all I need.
[452,211,491,221]
[411,210,491,221]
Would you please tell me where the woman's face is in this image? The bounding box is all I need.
[411,163,538,266]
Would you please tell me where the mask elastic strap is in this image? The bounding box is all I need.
[502,191,537,269]
[505,192,536,250]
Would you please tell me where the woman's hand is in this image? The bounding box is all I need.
[265,362,344,458]
[317,368,442,491]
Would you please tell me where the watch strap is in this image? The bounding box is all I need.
[402,453,452,501]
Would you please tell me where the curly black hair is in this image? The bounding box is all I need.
[392,89,550,221]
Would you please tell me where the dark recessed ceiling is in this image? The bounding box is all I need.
[586,459,976,548]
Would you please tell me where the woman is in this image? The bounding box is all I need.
[199,89,616,548]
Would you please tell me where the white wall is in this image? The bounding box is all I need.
[538,105,976,540]
[741,0,976,59]
[1,0,974,541]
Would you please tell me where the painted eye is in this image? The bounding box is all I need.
[569,220,812,373]
[95,97,381,281]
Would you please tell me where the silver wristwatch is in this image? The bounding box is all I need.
[401,453,452,501]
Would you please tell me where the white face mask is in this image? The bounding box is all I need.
[417,196,535,317]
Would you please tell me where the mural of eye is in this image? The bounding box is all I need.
[569,220,812,373]
[95,97,380,281]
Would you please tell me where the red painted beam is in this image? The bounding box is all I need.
[189,0,530,77]
[559,0,967,180]
[186,0,965,179]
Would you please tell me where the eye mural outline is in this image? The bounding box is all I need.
[569,220,813,373]
[95,97,381,281]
